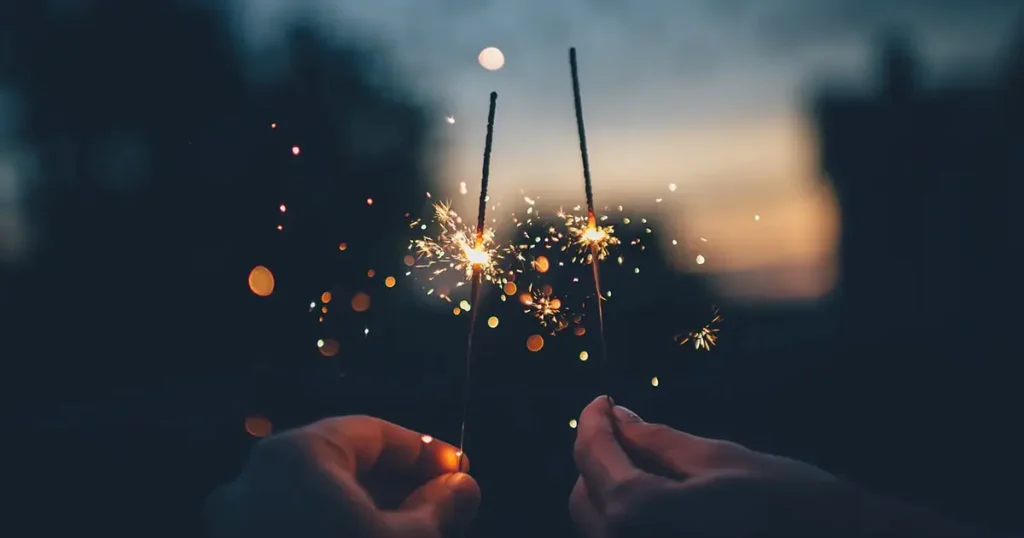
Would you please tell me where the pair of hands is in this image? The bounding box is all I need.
[206,396,966,538]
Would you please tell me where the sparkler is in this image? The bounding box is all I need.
[457,91,498,465]
[569,47,611,370]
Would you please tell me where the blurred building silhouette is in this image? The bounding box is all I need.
[812,30,1018,348]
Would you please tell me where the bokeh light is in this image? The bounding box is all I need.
[245,416,273,438]
[569,419,578,429]
[385,276,396,288]
[321,291,332,303]
[487,316,499,328]
[351,292,371,312]
[318,339,339,357]
[248,266,275,297]
[579,351,589,361]
[534,256,550,273]
[526,334,544,352]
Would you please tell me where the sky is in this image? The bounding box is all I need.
[2,0,1019,301]
[225,0,1019,302]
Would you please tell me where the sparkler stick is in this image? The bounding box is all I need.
[569,48,609,375]
[458,91,498,465]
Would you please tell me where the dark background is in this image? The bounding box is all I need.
[6,1,1021,537]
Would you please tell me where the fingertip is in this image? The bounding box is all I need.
[397,472,481,534]
[445,472,481,509]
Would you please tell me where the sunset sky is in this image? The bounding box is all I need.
[1,1,1017,301]
[230,0,1018,301]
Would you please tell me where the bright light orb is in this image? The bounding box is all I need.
[478,47,505,71]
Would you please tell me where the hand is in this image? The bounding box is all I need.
[206,416,481,538]
[569,396,871,538]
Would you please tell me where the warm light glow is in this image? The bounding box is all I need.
[503,282,517,295]
[453,307,461,315]
[248,266,275,297]
[579,351,589,361]
[534,255,550,273]
[487,316,499,328]
[464,245,490,266]
[385,276,396,288]
[279,204,286,213]
[245,416,273,438]
[291,146,300,155]
[339,243,348,251]
[569,419,578,429]
[421,435,433,444]
[574,326,586,336]
[651,377,660,387]
[403,255,415,266]
[321,292,332,303]
[526,334,544,352]
[459,300,471,311]
[477,47,505,71]
[366,198,374,205]
[696,255,705,265]
[367,269,376,278]
[318,339,339,357]
[583,226,606,242]
[351,292,371,312]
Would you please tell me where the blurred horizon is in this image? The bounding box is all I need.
[2,0,1019,302]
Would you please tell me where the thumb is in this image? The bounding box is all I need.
[612,406,731,477]
[387,473,481,537]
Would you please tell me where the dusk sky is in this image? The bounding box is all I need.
[229,0,1019,301]
[1,1,1018,301]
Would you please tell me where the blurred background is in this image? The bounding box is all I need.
[6,0,1020,536]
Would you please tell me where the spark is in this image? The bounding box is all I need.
[522,284,570,333]
[410,201,508,291]
[676,308,723,351]
[558,208,620,264]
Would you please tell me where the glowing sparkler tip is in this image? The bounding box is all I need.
[464,246,491,266]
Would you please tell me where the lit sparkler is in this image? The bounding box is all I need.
[559,208,620,263]
[569,47,609,369]
[410,201,505,286]
[458,91,499,466]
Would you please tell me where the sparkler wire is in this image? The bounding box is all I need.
[458,91,498,465]
[569,48,609,379]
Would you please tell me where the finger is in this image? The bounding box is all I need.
[384,473,481,538]
[612,406,744,476]
[574,396,642,508]
[569,477,606,538]
[301,416,466,479]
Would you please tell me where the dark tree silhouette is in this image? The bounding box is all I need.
[1,0,435,417]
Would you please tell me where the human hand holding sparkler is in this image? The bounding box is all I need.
[570,396,1000,538]
[206,416,479,538]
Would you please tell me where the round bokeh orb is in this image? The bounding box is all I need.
[478,47,505,71]
[248,266,275,297]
